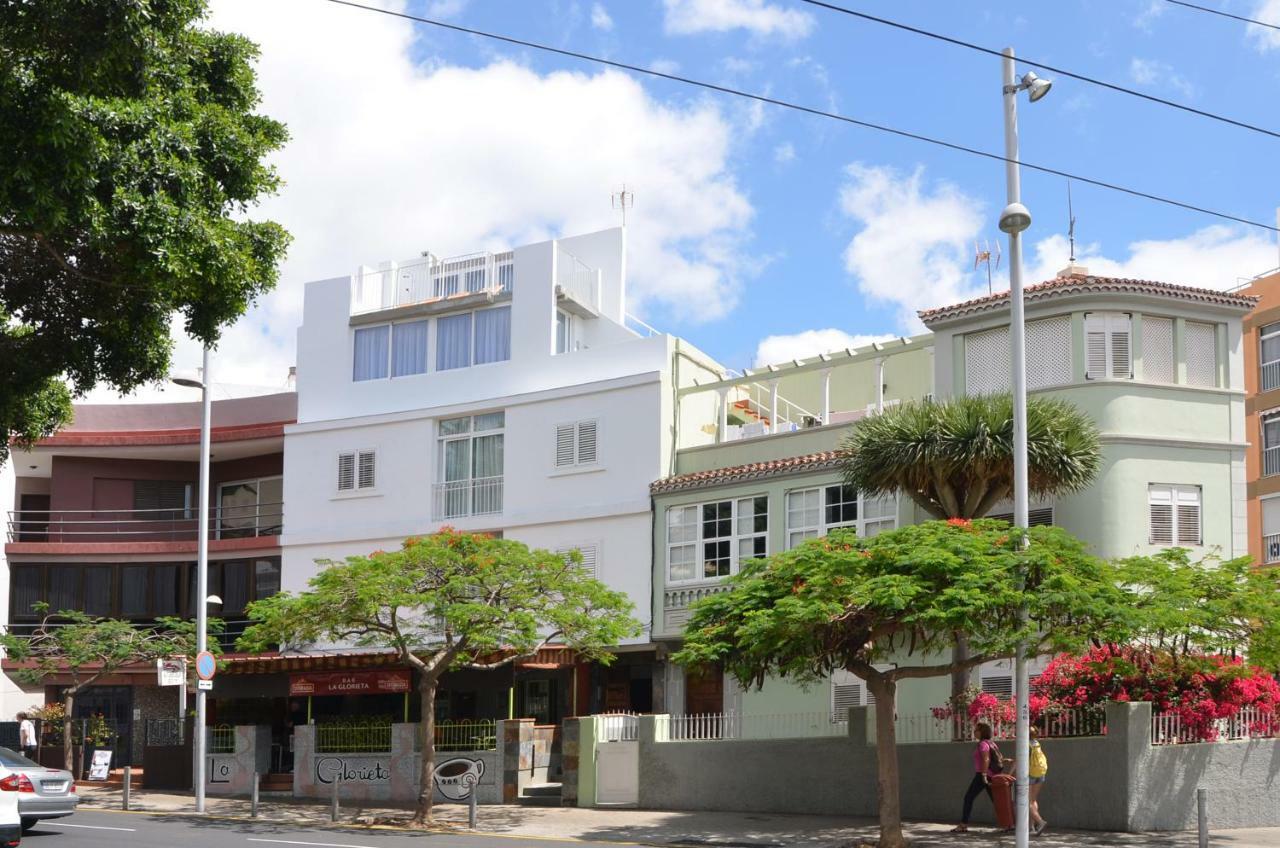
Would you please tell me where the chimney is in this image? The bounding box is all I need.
[286,366,297,390]
[1056,263,1089,279]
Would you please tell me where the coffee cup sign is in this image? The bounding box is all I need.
[433,757,485,801]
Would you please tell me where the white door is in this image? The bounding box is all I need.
[595,741,638,805]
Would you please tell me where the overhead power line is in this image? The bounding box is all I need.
[321,0,1279,234]
[795,0,1280,141]
[1164,0,1280,32]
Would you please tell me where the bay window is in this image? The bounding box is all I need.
[785,484,896,548]
[666,496,767,583]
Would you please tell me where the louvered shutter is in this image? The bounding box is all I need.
[559,544,598,578]
[555,424,575,467]
[1149,485,1174,545]
[1085,315,1107,380]
[357,450,376,489]
[1175,487,1202,545]
[1085,313,1131,379]
[576,421,598,464]
[981,675,1014,699]
[832,682,862,721]
[1110,315,1132,378]
[337,452,356,491]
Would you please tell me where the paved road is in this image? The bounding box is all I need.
[22,809,622,848]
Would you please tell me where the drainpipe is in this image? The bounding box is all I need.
[876,358,885,414]
[717,386,729,443]
[821,369,832,425]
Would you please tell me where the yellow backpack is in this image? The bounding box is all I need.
[1029,741,1048,778]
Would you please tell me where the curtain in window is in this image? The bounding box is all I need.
[84,568,113,616]
[121,566,148,617]
[473,434,504,480]
[222,561,250,615]
[254,559,282,600]
[153,565,179,616]
[353,325,390,381]
[218,482,258,539]
[12,567,42,617]
[442,439,471,482]
[474,307,511,365]
[436,314,472,370]
[48,565,79,612]
[391,320,429,377]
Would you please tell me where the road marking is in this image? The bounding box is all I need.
[247,840,379,848]
[49,822,138,832]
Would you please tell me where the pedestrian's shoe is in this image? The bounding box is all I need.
[1033,821,1048,836]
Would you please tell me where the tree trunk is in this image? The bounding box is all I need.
[950,636,973,707]
[62,690,77,774]
[411,676,438,826]
[868,675,908,848]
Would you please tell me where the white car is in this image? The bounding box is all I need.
[0,758,21,845]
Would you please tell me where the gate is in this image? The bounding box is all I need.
[142,718,193,790]
[593,713,638,806]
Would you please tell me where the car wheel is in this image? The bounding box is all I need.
[19,818,35,833]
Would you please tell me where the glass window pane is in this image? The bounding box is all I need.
[11,567,42,618]
[153,565,179,616]
[222,561,249,616]
[473,412,505,431]
[442,439,471,482]
[556,311,571,354]
[436,314,473,370]
[474,307,511,365]
[48,565,79,613]
[667,506,697,543]
[254,559,281,601]
[218,482,258,539]
[439,416,471,435]
[825,485,858,526]
[121,566,148,617]
[704,540,731,578]
[353,325,390,381]
[472,434,504,479]
[259,478,283,535]
[668,544,695,582]
[84,568,113,617]
[391,320,429,377]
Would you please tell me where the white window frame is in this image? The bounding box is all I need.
[437,412,505,484]
[1084,312,1132,381]
[665,495,769,585]
[1261,322,1280,392]
[1148,483,1202,547]
[336,449,377,495]
[353,321,430,381]
[1263,412,1280,478]
[555,309,575,355]
[784,484,897,549]
[554,420,598,468]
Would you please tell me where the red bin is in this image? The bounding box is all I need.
[989,774,1016,829]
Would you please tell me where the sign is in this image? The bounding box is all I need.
[289,669,411,697]
[433,757,486,801]
[197,679,213,691]
[157,659,185,687]
[209,757,233,784]
[195,651,217,681]
[88,750,113,781]
[314,756,391,785]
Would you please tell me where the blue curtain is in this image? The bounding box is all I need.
[474,306,511,365]
[391,320,428,377]
[353,325,390,381]
[437,313,473,370]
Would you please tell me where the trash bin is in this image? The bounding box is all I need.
[990,773,1015,829]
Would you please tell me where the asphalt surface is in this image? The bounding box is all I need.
[22,809,627,848]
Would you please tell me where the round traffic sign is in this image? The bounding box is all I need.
[195,651,217,681]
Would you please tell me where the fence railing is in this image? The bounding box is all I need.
[1151,706,1280,745]
[880,708,1107,744]
[556,248,601,313]
[351,250,514,313]
[624,312,662,338]
[597,712,638,742]
[145,718,186,747]
[435,719,498,752]
[6,503,284,543]
[209,724,236,754]
[431,476,503,520]
[659,712,849,742]
[315,723,393,753]
[718,369,819,438]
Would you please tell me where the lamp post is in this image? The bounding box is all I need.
[1000,47,1051,848]
[171,346,211,813]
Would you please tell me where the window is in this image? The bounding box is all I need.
[555,420,598,467]
[557,543,599,579]
[1262,323,1280,391]
[391,320,429,377]
[353,325,390,381]
[1084,312,1132,380]
[217,476,283,538]
[436,313,473,370]
[556,310,574,354]
[474,306,511,365]
[785,485,897,548]
[988,506,1055,527]
[1185,321,1217,387]
[831,670,864,721]
[665,496,767,583]
[133,480,192,520]
[1148,484,1201,546]
[1143,316,1175,384]
[1263,497,1280,564]
[1264,414,1280,477]
[436,412,505,518]
[1026,317,1072,389]
[981,675,1014,699]
[337,450,376,493]
[964,327,1011,395]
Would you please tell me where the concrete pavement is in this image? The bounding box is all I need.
[73,786,1280,847]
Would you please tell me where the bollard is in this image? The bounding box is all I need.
[468,786,477,830]
[1197,787,1208,848]
[251,772,259,818]
[331,776,339,823]
[122,767,131,811]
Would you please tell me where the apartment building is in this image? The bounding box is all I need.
[0,393,294,765]
[650,268,1254,720]
[1236,268,1280,566]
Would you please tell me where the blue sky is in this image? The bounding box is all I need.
[117,0,1280,398]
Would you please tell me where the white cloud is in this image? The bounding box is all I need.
[773,142,795,164]
[90,0,756,402]
[590,3,613,31]
[1133,0,1166,31]
[663,0,814,40]
[1129,58,1195,98]
[838,163,988,332]
[754,330,897,367]
[1248,0,1280,50]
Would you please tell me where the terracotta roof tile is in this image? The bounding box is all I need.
[918,274,1257,324]
[651,450,842,495]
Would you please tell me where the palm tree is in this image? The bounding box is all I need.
[840,393,1102,699]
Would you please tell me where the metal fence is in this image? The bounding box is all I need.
[1151,707,1280,745]
[597,713,638,742]
[315,722,392,753]
[435,720,498,752]
[5,504,283,542]
[431,476,503,519]
[659,712,849,742]
[146,718,185,747]
[209,725,236,754]
[875,708,1107,744]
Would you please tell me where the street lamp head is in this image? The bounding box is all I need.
[170,368,204,389]
[1021,71,1053,102]
[999,202,1032,234]
[206,594,223,606]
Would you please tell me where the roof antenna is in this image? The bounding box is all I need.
[973,239,1002,295]
[611,184,634,226]
[1067,179,1077,264]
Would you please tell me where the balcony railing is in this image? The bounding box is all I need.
[661,582,730,634]
[1263,360,1280,392]
[555,248,601,313]
[6,504,284,544]
[1266,445,1280,477]
[431,477,503,520]
[1265,533,1280,565]
[352,251,514,314]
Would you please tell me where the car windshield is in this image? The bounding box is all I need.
[0,747,40,768]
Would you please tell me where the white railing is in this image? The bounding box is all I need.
[720,369,820,437]
[1152,707,1280,745]
[624,312,662,338]
[556,248,601,313]
[1266,445,1280,477]
[661,583,731,634]
[1262,359,1280,392]
[352,251,514,313]
[431,476,503,520]
[882,708,1106,745]
[597,712,638,742]
[659,712,848,742]
[1266,533,1280,564]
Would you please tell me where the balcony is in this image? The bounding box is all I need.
[1263,360,1280,393]
[351,251,514,315]
[1265,533,1280,565]
[1266,445,1280,477]
[555,248,601,317]
[6,504,283,545]
[661,582,730,635]
[431,477,503,520]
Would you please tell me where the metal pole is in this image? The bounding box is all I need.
[251,772,260,818]
[468,785,477,830]
[1002,46,1032,848]
[1197,788,1208,848]
[194,345,212,814]
[122,766,131,810]
[331,776,340,822]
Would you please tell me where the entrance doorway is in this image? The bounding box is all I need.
[684,665,724,715]
[74,686,134,766]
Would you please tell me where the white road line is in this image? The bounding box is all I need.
[246,840,381,848]
[48,822,138,832]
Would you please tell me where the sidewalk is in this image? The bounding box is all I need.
[76,787,1280,847]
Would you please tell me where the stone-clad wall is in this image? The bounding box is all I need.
[206,726,270,796]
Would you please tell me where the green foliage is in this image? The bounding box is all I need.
[675,519,1129,688]
[0,0,290,459]
[840,394,1101,519]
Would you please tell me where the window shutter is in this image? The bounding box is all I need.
[337,452,356,491]
[1185,322,1217,387]
[576,421,598,465]
[555,424,575,467]
[1085,315,1107,380]
[1110,315,1132,378]
[1149,486,1174,545]
[357,450,377,489]
[1175,487,1202,545]
[832,683,862,720]
[981,675,1014,699]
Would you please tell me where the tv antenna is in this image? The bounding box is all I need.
[1067,179,1078,263]
[611,184,634,226]
[973,240,1002,295]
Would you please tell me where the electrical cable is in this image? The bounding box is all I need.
[1164,0,1280,32]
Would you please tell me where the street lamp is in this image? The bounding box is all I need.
[1001,47,1051,848]
[171,346,211,814]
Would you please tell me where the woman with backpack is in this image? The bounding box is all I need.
[1025,726,1049,835]
[951,722,1005,833]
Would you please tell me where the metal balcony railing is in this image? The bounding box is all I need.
[1266,445,1280,477]
[352,251,514,314]
[1263,360,1280,392]
[6,504,283,543]
[431,477,503,520]
[1265,533,1280,565]
[555,248,601,313]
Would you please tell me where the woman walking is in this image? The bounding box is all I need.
[951,722,1004,833]
[1026,726,1049,835]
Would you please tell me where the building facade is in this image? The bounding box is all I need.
[1236,269,1280,566]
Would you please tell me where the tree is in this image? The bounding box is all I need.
[675,520,1132,848]
[0,0,290,458]
[0,605,204,772]
[238,530,640,825]
[840,394,1102,698]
